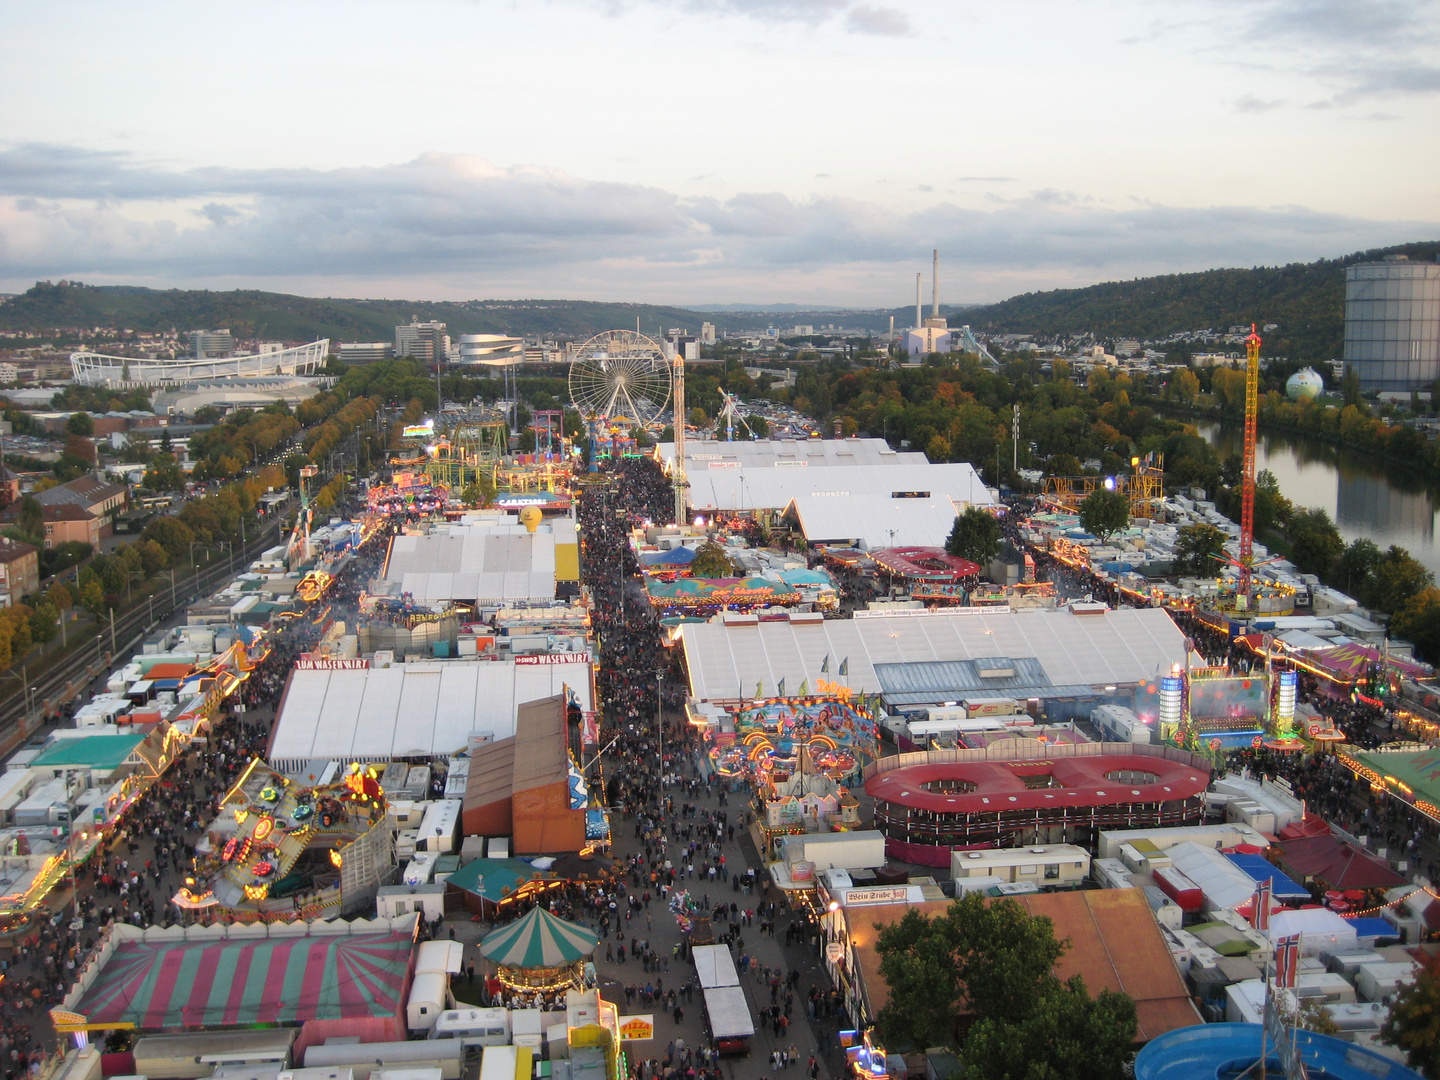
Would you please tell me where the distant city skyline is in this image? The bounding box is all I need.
[0,0,1436,307]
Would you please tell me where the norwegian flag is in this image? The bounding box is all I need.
[1274,933,1301,989]
[1249,877,1274,930]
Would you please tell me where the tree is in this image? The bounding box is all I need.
[1363,545,1434,615]
[1078,487,1130,543]
[1382,954,1440,1076]
[1343,365,1363,408]
[1339,538,1382,597]
[141,516,195,562]
[144,453,186,492]
[946,508,1001,567]
[66,411,95,436]
[689,541,738,579]
[875,894,1066,1050]
[137,539,170,576]
[461,475,497,508]
[1287,507,1344,577]
[963,974,1137,1080]
[15,496,43,544]
[1174,523,1226,576]
[1393,588,1440,665]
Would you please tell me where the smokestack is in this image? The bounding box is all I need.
[889,315,894,336]
[915,273,922,330]
[932,249,940,319]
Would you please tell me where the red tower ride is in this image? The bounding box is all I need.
[1238,324,1262,605]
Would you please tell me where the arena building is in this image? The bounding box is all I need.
[71,340,330,387]
[865,741,1210,865]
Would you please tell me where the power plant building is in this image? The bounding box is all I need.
[1343,256,1440,391]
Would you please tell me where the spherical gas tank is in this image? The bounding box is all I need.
[1285,367,1324,401]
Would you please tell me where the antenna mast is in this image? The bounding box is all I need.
[672,350,687,526]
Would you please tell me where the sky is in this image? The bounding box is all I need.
[0,0,1437,308]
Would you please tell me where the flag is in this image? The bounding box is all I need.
[839,657,849,677]
[756,680,763,699]
[797,680,809,697]
[1274,933,1300,989]
[821,655,830,674]
[1250,878,1273,931]
[777,676,787,697]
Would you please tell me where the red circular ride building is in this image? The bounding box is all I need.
[866,749,1210,866]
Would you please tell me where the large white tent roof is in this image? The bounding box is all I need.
[266,660,592,767]
[382,525,556,605]
[679,607,1185,702]
[657,437,926,471]
[685,461,990,517]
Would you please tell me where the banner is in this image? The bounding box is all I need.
[514,653,591,666]
[295,658,371,670]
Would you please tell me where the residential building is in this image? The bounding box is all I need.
[0,363,18,385]
[35,475,128,538]
[700,322,716,345]
[0,503,101,549]
[0,537,40,604]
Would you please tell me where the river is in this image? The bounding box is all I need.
[1197,421,1440,578]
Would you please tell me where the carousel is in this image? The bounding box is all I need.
[480,905,600,998]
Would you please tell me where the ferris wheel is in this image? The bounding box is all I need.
[567,330,672,426]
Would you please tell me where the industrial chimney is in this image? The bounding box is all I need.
[915,273,922,330]
[932,249,940,320]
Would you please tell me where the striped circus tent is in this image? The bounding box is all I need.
[479,905,599,968]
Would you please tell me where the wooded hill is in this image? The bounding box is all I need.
[0,282,714,341]
[958,241,1440,362]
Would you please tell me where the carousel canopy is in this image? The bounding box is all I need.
[480,905,599,967]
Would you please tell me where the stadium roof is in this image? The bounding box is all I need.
[381,524,556,605]
[678,606,1186,702]
[71,340,330,387]
[266,660,593,765]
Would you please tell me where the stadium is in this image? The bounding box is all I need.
[71,340,330,387]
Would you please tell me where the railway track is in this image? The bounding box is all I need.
[0,519,287,751]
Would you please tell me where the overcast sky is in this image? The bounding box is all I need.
[0,0,1436,307]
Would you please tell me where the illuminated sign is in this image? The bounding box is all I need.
[295,658,371,670]
[514,653,591,665]
[890,491,931,499]
[618,1015,656,1041]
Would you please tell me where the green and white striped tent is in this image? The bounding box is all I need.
[479,906,599,968]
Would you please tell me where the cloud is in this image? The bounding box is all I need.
[845,4,912,36]
[590,0,906,34]
[0,143,1431,304]
[1233,94,1285,112]
[1205,0,1440,104]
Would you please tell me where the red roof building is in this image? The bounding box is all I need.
[866,744,1209,866]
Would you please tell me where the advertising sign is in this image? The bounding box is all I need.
[619,1015,655,1041]
[514,653,591,665]
[843,886,910,906]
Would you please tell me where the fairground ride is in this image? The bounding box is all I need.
[1041,453,1165,519]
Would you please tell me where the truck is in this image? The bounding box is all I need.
[702,986,755,1056]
